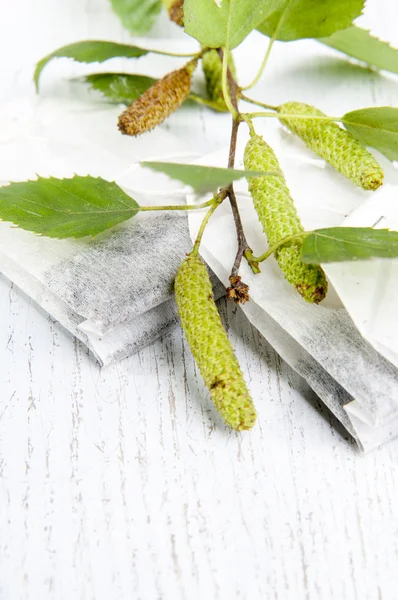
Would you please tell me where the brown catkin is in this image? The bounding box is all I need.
[278,101,384,191]
[118,61,196,136]
[175,255,257,431]
[244,133,328,304]
[169,0,184,25]
[161,0,184,25]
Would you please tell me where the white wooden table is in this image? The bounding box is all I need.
[1,1,398,599]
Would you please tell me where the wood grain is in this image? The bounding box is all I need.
[1,1,398,599]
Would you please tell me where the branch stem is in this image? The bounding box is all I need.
[228,184,252,275]
[222,66,259,277]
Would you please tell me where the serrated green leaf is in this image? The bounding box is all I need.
[184,0,281,49]
[110,0,162,34]
[0,176,139,238]
[34,41,149,90]
[141,161,279,193]
[301,227,398,263]
[342,107,398,161]
[85,73,156,103]
[258,0,364,42]
[320,26,398,75]
[183,0,224,46]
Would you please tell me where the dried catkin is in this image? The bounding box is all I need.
[168,0,184,25]
[175,255,257,430]
[201,49,235,112]
[244,134,327,304]
[278,101,384,191]
[118,61,196,136]
[161,0,184,25]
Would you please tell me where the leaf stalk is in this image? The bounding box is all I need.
[139,198,217,212]
[246,111,342,123]
[250,232,310,264]
[191,191,227,256]
[240,94,278,111]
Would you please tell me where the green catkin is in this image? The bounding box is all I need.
[278,101,384,191]
[118,60,196,136]
[201,50,235,112]
[244,134,328,303]
[175,255,257,431]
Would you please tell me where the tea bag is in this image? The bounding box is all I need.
[0,97,223,365]
[186,121,398,451]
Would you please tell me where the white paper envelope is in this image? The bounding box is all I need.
[185,118,398,450]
